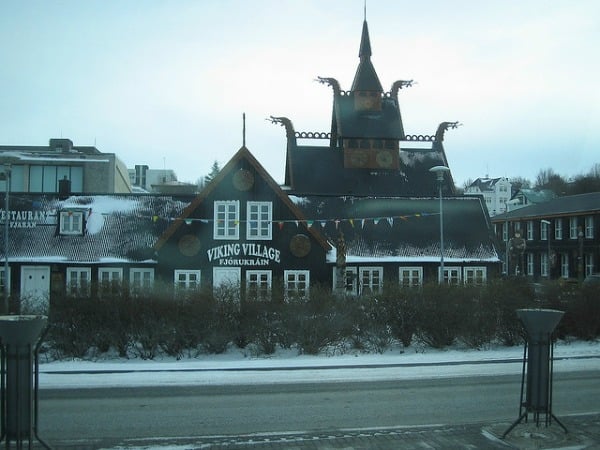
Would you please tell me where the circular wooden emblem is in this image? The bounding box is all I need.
[290,234,311,258]
[233,169,254,191]
[178,234,201,256]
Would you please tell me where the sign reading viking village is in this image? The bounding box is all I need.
[207,243,281,266]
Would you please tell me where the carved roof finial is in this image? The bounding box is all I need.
[316,77,341,96]
[267,116,296,139]
[434,121,461,142]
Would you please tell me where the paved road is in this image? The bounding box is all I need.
[36,370,600,448]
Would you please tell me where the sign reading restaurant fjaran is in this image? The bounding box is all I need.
[0,210,50,228]
[207,243,281,266]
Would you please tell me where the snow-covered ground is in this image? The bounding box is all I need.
[39,340,600,390]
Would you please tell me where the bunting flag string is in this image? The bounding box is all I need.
[139,212,440,228]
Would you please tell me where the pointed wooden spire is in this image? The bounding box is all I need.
[242,112,246,147]
[351,17,382,93]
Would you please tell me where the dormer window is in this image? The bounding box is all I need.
[60,210,84,235]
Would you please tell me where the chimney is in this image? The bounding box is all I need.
[58,176,71,199]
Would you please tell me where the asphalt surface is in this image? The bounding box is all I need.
[22,353,600,449]
[22,413,598,449]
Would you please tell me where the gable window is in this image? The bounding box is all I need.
[464,267,486,286]
[130,268,154,292]
[359,267,383,295]
[246,270,272,301]
[66,267,91,296]
[247,202,272,240]
[284,270,310,300]
[174,270,201,290]
[585,216,594,239]
[214,201,239,240]
[399,267,423,288]
[555,219,563,240]
[442,267,461,285]
[569,217,578,239]
[60,210,84,235]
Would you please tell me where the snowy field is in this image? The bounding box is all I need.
[39,340,600,390]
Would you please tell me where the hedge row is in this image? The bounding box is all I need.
[40,278,599,360]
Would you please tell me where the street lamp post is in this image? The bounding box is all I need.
[429,165,451,283]
[578,227,584,281]
[0,163,10,314]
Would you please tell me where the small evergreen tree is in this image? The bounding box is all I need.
[204,161,221,185]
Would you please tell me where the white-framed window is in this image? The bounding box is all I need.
[526,253,534,276]
[60,210,84,235]
[442,267,461,285]
[555,219,563,240]
[585,216,594,239]
[526,221,534,240]
[247,201,272,240]
[98,268,123,295]
[66,267,91,296]
[464,267,486,285]
[585,253,594,276]
[284,270,310,300]
[560,254,569,278]
[399,267,423,288]
[540,221,549,240]
[541,253,549,278]
[130,268,154,292]
[0,267,10,297]
[174,270,201,290]
[333,267,358,295]
[246,270,272,301]
[569,217,578,239]
[359,267,383,294]
[214,201,239,240]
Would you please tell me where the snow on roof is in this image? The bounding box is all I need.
[6,194,187,264]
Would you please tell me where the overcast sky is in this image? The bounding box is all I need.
[1,0,598,188]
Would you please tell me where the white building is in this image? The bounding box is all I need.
[464,177,512,217]
[129,165,178,192]
[0,138,133,194]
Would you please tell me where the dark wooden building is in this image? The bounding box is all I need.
[0,17,502,311]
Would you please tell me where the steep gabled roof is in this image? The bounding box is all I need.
[291,195,499,263]
[2,195,187,263]
[492,192,600,222]
[511,188,557,204]
[284,138,454,197]
[154,146,331,251]
[333,95,403,139]
[467,178,506,193]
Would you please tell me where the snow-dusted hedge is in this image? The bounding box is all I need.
[40,278,599,360]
